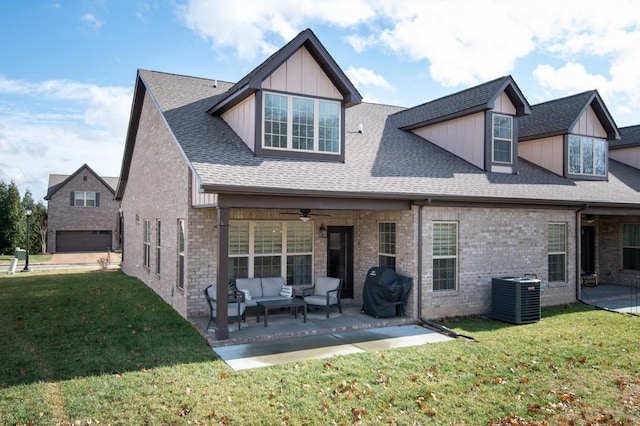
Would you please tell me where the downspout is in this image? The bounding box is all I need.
[575,204,589,302]
[414,200,473,340]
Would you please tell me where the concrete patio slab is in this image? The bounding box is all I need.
[213,324,454,371]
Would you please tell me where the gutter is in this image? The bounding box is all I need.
[414,200,476,341]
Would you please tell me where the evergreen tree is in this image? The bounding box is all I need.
[0,180,25,254]
[32,202,48,253]
[22,189,41,254]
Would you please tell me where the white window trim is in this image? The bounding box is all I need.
[378,221,396,266]
[548,222,567,282]
[155,220,161,276]
[262,92,341,155]
[229,220,314,279]
[177,219,185,290]
[143,219,151,270]
[568,135,607,177]
[74,191,96,207]
[492,113,513,164]
[432,221,458,292]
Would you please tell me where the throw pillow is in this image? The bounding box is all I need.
[240,289,252,301]
[280,285,293,297]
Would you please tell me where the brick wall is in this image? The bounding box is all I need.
[597,215,640,285]
[419,206,577,319]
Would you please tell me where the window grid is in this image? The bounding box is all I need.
[492,114,513,164]
[177,219,185,290]
[74,191,96,207]
[378,222,396,270]
[228,221,314,285]
[622,224,640,270]
[143,219,151,269]
[548,223,566,282]
[263,92,340,154]
[433,222,458,291]
[155,220,161,275]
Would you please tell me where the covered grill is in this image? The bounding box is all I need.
[361,267,412,318]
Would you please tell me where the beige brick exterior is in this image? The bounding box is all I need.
[47,166,120,253]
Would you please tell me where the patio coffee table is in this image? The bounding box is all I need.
[255,299,307,327]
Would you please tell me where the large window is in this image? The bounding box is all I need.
[492,114,513,164]
[378,222,396,270]
[228,221,314,285]
[433,222,457,291]
[263,92,340,154]
[568,135,607,177]
[623,224,640,270]
[143,219,151,269]
[74,191,97,207]
[155,220,161,275]
[548,223,566,282]
[177,219,185,290]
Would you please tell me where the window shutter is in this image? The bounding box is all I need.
[96,192,100,207]
[70,191,75,206]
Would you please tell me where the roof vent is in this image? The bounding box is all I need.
[358,123,364,134]
[213,79,218,88]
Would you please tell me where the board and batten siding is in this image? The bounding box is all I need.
[571,105,607,138]
[191,174,217,207]
[221,94,256,151]
[610,146,640,170]
[412,111,486,169]
[519,135,565,176]
[261,46,343,100]
[493,91,517,115]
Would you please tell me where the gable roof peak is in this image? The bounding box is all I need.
[393,75,531,130]
[45,163,116,200]
[207,28,362,115]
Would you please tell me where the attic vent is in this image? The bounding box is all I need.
[213,79,218,88]
[358,123,364,134]
[83,175,87,181]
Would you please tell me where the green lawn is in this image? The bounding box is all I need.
[0,254,52,264]
[0,271,638,425]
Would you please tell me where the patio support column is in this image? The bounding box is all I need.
[215,207,230,340]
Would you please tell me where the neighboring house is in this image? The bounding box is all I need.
[115,28,640,340]
[45,164,121,253]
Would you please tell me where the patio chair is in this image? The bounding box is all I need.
[204,284,246,331]
[302,276,343,318]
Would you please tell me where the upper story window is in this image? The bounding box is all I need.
[73,191,97,207]
[492,114,513,164]
[263,92,340,154]
[568,135,607,177]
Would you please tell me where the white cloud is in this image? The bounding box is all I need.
[80,13,103,31]
[345,66,394,91]
[0,77,130,198]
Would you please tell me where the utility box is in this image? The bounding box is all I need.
[14,248,26,260]
[491,277,541,324]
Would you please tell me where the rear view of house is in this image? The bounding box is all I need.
[45,164,121,253]
[115,28,640,340]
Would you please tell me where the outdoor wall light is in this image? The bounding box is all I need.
[319,223,327,239]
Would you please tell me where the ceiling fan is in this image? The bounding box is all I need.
[281,209,330,222]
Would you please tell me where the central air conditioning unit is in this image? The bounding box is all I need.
[490,277,541,324]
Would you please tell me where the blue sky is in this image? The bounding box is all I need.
[2,0,640,200]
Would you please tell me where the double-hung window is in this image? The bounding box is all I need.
[177,219,185,289]
[378,222,396,270]
[228,221,314,285]
[74,191,97,207]
[548,223,566,282]
[492,114,513,164]
[622,224,640,270]
[433,222,458,291]
[263,92,340,154]
[155,220,161,275]
[568,135,607,177]
[143,219,151,269]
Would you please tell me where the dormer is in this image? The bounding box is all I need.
[609,125,640,169]
[207,29,362,163]
[519,91,620,180]
[393,76,531,174]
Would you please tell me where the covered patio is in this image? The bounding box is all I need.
[192,303,417,347]
[580,282,640,314]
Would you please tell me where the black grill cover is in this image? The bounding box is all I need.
[361,267,413,318]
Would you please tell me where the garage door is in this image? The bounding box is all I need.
[56,231,112,252]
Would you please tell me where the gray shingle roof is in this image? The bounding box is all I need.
[392,76,530,130]
[137,70,640,208]
[611,125,640,149]
[519,90,619,141]
[45,164,117,200]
